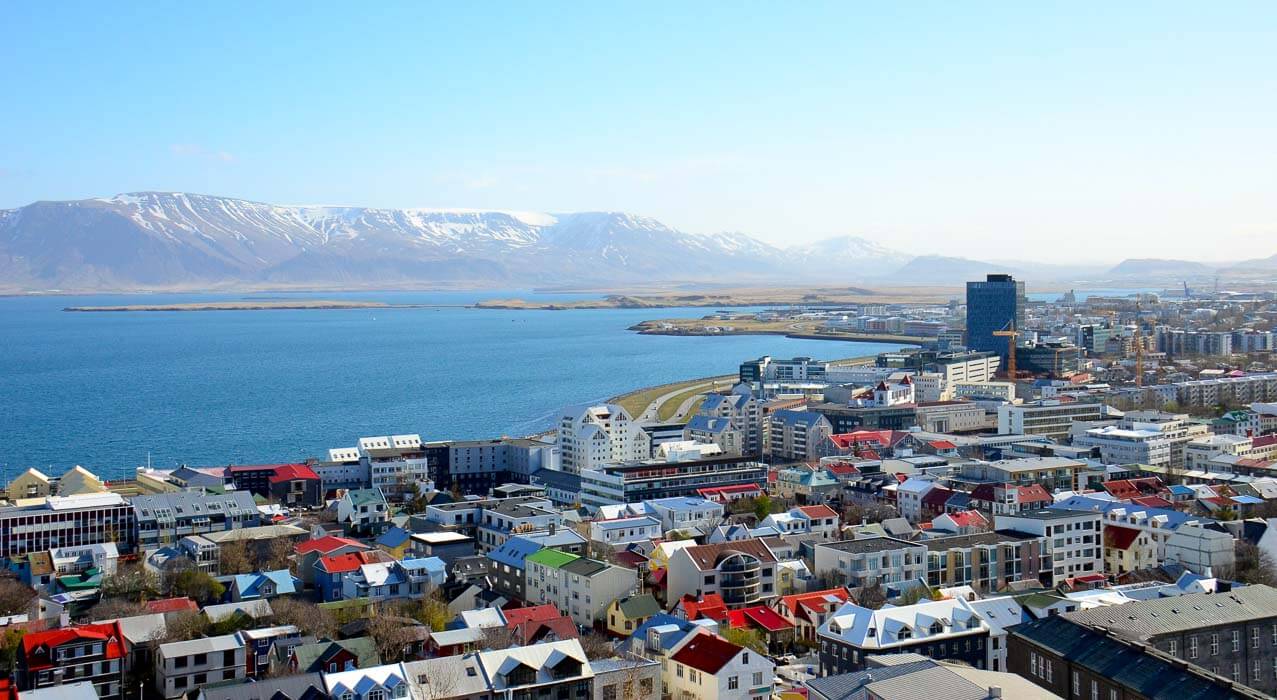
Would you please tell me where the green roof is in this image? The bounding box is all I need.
[524,548,580,569]
[617,593,661,620]
[347,489,386,505]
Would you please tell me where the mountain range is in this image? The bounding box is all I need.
[0,192,1272,292]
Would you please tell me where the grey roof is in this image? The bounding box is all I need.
[404,656,491,698]
[159,633,243,659]
[1065,585,1277,640]
[530,469,581,491]
[860,665,989,700]
[131,490,258,522]
[195,672,325,700]
[807,660,937,700]
[19,682,100,700]
[922,531,1038,552]
[819,537,922,554]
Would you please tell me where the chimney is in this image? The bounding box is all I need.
[988,686,1002,698]
[548,523,556,536]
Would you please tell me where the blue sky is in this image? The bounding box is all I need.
[3,2,1276,261]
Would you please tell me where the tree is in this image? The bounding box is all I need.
[367,613,418,664]
[720,626,767,654]
[260,537,294,573]
[576,630,618,660]
[854,581,887,610]
[219,540,252,575]
[92,597,149,621]
[170,570,225,604]
[156,611,209,644]
[481,624,519,651]
[269,597,338,639]
[1226,541,1277,587]
[0,627,25,672]
[0,578,36,616]
[753,494,773,521]
[395,589,451,631]
[99,564,160,603]
[415,657,462,700]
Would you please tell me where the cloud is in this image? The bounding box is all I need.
[170,143,236,163]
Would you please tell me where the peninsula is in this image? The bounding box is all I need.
[63,300,404,312]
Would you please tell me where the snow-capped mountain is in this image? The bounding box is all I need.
[0,192,913,291]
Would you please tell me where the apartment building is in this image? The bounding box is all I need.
[645,496,726,535]
[132,490,258,549]
[579,454,767,508]
[667,540,781,608]
[17,622,127,700]
[812,537,927,588]
[997,400,1105,440]
[155,635,245,700]
[923,531,1046,591]
[476,497,561,553]
[696,393,764,456]
[957,457,1087,492]
[767,410,834,462]
[1051,494,1234,573]
[557,403,650,475]
[995,509,1103,587]
[426,437,558,495]
[356,435,430,500]
[0,493,136,558]
[523,549,639,627]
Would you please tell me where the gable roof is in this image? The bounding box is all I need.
[616,594,661,620]
[22,622,125,667]
[726,605,793,633]
[669,632,742,674]
[295,536,367,555]
[678,539,777,571]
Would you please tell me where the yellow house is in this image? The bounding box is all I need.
[607,593,661,637]
[57,466,108,496]
[375,526,412,559]
[777,560,813,596]
[648,540,697,572]
[1104,525,1157,575]
[6,468,51,501]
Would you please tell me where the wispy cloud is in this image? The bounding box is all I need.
[170,143,236,163]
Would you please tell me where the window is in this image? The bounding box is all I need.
[752,672,764,686]
[1233,663,1241,682]
[742,652,749,664]
[1233,630,1240,652]
[368,690,386,700]
[1168,639,1177,656]
[1090,681,1098,700]
[1254,659,1262,682]
[1189,636,1198,659]
[1073,671,1080,696]
[728,676,739,690]
[676,665,683,678]
[1211,634,1219,656]
[1255,628,1261,649]
[1031,653,1039,677]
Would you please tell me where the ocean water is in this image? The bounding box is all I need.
[0,290,912,479]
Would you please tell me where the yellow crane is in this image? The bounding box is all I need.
[993,321,1020,378]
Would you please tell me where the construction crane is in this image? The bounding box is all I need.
[993,320,1020,379]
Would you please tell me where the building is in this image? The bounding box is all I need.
[966,274,1026,359]
[432,437,558,495]
[17,622,127,700]
[340,557,446,603]
[995,509,1103,587]
[817,595,1026,675]
[607,593,662,638]
[336,488,389,534]
[132,490,258,549]
[812,538,927,588]
[997,400,1106,440]
[322,664,411,700]
[0,493,137,558]
[589,516,662,547]
[154,634,246,700]
[1075,412,1210,468]
[664,629,774,700]
[353,435,430,500]
[267,465,323,508]
[523,549,639,627]
[667,540,781,608]
[474,640,594,700]
[590,654,660,700]
[579,454,767,508]
[923,531,1046,591]
[557,403,650,475]
[6,468,51,500]
[1009,613,1268,700]
[486,528,588,603]
[645,497,726,535]
[767,410,834,462]
[475,497,561,553]
[808,653,1059,700]
[694,392,763,455]
[958,457,1087,492]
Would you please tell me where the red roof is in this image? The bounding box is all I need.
[1017,484,1053,504]
[1104,525,1142,550]
[269,464,320,484]
[145,597,198,614]
[928,440,957,450]
[778,588,851,621]
[796,505,838,520]
[1131,496,1174,509]
[697,484,762,496]
[943,510,988,529]
[514,615,578,645]
[678,594,728,622]
[669,632,743,674]
[22,622,125,670]
[295,535,368,555]
[726,605,794,633]
[503,604,563,626]
[1253,435,1277,449]
[921,487,955,508]
[824,463,859,476]
[317,549,386,573]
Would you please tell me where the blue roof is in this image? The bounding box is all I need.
[488,536,543,569]
[700,394,746,412]
[401,556,446,575]
[772,409,826,427]
[233,569,298,598]
[375,526,411,548]
[1169,485,1195,495]
[630,613,685,641]
[595,516,660,531]
[647,496,721,511]
[685,415,730,433]
[1050,495,1204,529]
[1233,495,1265,505]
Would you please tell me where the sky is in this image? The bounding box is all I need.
[3,2,1276,263]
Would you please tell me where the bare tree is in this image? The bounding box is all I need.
[99,563,160,603]
[367,614,418,664]
[415,657,461,700]
[259,537,294,573]
[0,577,36,616]
[92,597,149,621]
[270,597,338,639]
[1222,541,1277,586]
[219,539,252,575]
[157,610,209,643]
[576,630,617,660]
[481,624,520,650]
[854,581,887,610]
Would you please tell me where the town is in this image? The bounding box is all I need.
[8,274,1277,700]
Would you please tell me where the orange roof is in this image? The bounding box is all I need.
[727,605,794,633]
[145,597,199,614]
[296,535,368,555]
[679,593,729,622]
[796,505,838,519]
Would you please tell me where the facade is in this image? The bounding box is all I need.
[667,539,781,608]
[665,630,774,700]
[474,497,561,553]
[17,622,127,700]
[557,403,650,475]
[997,400,1106,440]
[579,455,767,509]
[812,537,927,588]
[645,497,725,535]
[155,635,246,700]
[336,488,389,534]
[133,491,258,549]
[695,393,763,456]
[767,410,834,462]
[995,509,1103,586]
[923,531,1045,591]
[966,274,1025,359]
[589,515,662,546]
[523,549,639,627]
[434,437,558,495]
[474,640,593,700]
[958,457,1087,492]
[0,493,137,558]
[323,664,411,700]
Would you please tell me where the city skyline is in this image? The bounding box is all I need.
[4,2,1277,263]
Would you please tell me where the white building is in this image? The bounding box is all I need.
[356,435,430,499]
[557,404,650,474]
[589,515,663,546]
[1074,425,1172,466]
[895,478,938,524]
[995,509,1102,586]
[667,540,781,607]
[323,663,410,700]
[663,629,774,700]
[154,635,245,700]
[997,400,1106,440]
[523,550,639,627]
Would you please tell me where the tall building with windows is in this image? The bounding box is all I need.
[966,274,1026,358]
[557,403,650,474]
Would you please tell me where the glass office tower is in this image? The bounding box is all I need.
[965,274,1026,358]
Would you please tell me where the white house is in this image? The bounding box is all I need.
[589,516,662,547]
[323,663,411,700]
[664,629,774,700]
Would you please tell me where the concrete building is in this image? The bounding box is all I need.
[958,457,1087,492]
[695,393,764,456]
[557,403,650,475]
[155,634,245,700]
[995,509,1103,587]
[0,493,137,558]
[767,410,834,462]
[997,400,1106,440]
[523,549,639,627]
[17,622,127,700]
[667,539,782,607]
[132,490,258,549]
[578,454,766,508]
[812,538,928,588]
[966,274,1025,360]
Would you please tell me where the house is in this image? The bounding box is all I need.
[817,595,1026,675]
[607,594,661,637]
[523,549,639,627]
[406,531,475,563]
[314,550,395,602]
[424,627,487,657]
[772,588,852,643]
[724,605,795,653]
[56,466,108,496]
[589,516,662,547]
[283,637,380,674]
[322,663,411,700]
[475,497,562,553]
[48,542,119,576]
[340,557,446,603]
[474,639,594,700]
[664,629,774,700]
[6,468,51,500]
[895,478,937,523]
[968,482,1053,516]
[21,682,99,700]
[17,622,127,700]
[294,536,369,587]
[666,539,781,608]
[1103,525,1157,575]
[132,491,260,549]
[930,510,989,535]
[267,464,323,508]
[203,600,274,625]
[237,625,301,678]
[337,488,390,534]
[155,634,246,700]
[590,654,660,700]
[374,526,413,559]
[644,497,725,536]
[503,604,580,646]
[230,569,300,602]
[812,537,927,588]
[696,483,763,504]
[760,505,840,540]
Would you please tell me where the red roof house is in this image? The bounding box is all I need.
[18,622,126,695]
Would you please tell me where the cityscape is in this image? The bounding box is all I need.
[6,4,1277,700]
